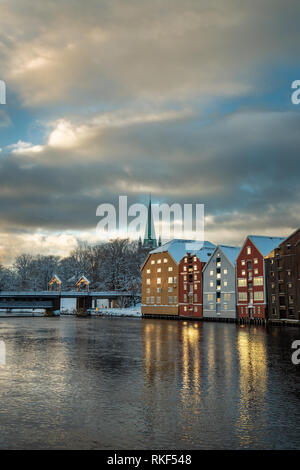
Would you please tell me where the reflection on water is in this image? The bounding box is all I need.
[0,317,299,449]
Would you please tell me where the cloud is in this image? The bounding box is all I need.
[0,0,299,263]
[0,107,299,264]
[1,0,299,106]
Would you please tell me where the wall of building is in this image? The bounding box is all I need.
[266,230,300,321]
[141,252,179,316]
[178,254,203,318]
[236,238,266,320]
[203,249,237,319]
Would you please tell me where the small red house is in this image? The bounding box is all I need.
[236,235,285,320]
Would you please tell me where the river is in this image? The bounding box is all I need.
[0,316,299,449]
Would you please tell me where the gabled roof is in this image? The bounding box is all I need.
[219,245,241,266]
[202,245,240,272]
[278,228,300,246]
[248,235,286,257]
[76,275,90,285]
[49,274,62,284]
[149,239,215,264]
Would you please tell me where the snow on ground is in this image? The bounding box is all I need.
[92,305,141,317]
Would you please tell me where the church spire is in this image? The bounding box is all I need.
[143,194,157,249]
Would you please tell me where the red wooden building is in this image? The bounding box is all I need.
[178,243,215,319]
[236,235,285,321]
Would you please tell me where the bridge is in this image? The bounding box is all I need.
[0,291,136,315]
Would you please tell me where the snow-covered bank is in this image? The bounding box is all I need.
[92,306,141,317]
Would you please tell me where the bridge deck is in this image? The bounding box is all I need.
[0,301,53,309]
[0,291,134,298]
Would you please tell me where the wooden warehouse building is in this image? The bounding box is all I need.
[265,229,300,322]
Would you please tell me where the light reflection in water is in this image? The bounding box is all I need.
[236,326,267,448]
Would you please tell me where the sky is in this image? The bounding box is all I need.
[0,0,299,264]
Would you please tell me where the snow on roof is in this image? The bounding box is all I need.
[218,245,241,266]
[248,235,286,256]
[50,274,62,284]
[150,239,215,263]
[76,275,90,284]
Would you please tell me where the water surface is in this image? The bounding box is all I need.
[0,316,299,449]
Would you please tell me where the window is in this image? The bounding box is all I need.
[193,256,197,262]
[194,265,197,271]
[157,259,161,264]
[289,295,294,304]
[238,279,247,287]
[146,288,150,294]
[241,260,245,266]
[194,274,198,280]
[209,304,214,310]
[194,306,198,312]
[183,275,187,281]
[224,293,231,301]
[223,269,228,275]
[257,306,261,315]
[157,267,161,273]
[224,280,228,287]
[210,270,214,276]
[168,266,173,272]
[194,284,198,290]
[288,282,292,288]
[242,270,246,276]
[151,260,155,265]
[253,277,263,286]
[207,294,214,301]
[254,268,258,275]
[156,296,161,304]
[168,287,173,292]
[194,294,198,302]
[173,296,177,304]
[247,261,252,270]
[163,258,168,263]
[184,306,187,312]
[168,277,173,283]
[157,278,161,284]
[239,292,247,301]
[184,257,187,263]
[157,287,162,293]
[183,266,187,272]
[146,297,150,304]
[184,283,187,290]
[224,304,228,310]
[254,258,258,264]
[254,291,264,301]
[146,269,151,274]
[174,277,177,284]
[150,296,155,304]
[146,278,151,285]
[210,281,214,287]
[168,296,175,304]
[184,294,187,302]
[247,246,251,254]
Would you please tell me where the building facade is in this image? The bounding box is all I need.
[265,229,300,322]
[203,245,240,320]
[141,239,214,317]
[178,242,215,318]
[236,235,285,321]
